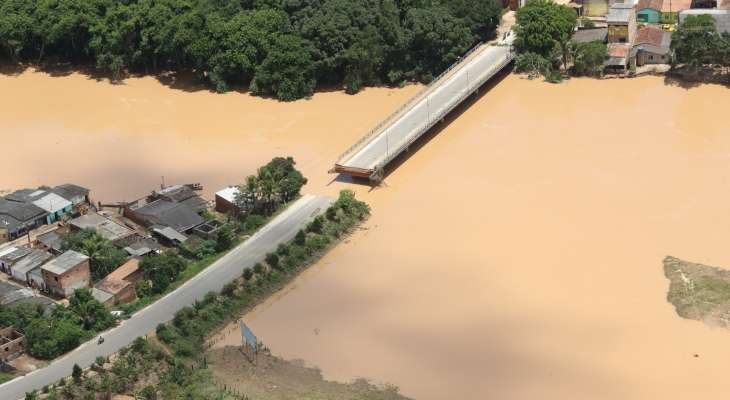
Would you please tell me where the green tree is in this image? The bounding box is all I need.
[215,224,235,252]
[72,363,83,382]
[250,34,316,101]
[671,14,720,71]
[570,40,607,76]
[140,252,188,294]
[68,288,114,331]
[515,0,577,70]
[63,229,127,281]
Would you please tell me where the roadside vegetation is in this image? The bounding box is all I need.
[121,157,308,316]
[514,0,607,81]
[23,190,376,400]
[0,289,114,360]
[0,0,502,101]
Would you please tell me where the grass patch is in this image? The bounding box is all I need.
[664,256,730,327]
[0,372,15,384]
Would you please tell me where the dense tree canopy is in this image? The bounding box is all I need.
[0,0,503,100]
[234,156,308,215]
[63,228,128,281]
[515,0,576,70]
[671,14,730,71]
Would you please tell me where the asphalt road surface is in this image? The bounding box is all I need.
[0,194,333,399]
[339,33,514,172]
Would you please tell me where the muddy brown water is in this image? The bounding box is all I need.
[4,69,730,399]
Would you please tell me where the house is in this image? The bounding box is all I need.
[607,3,637,43]
[5,189,73,224]
[11,249,52,286]
[572,27,609,43]
[606,42,632,70]
[662,0,693,20]
[126,200,204,233]
[215,186,240,215]
[633,25,672,65]
[0,326,25,362]
[51,184,90,207]
[680,9,730,32]
[637,0,663,23]
[0,199,47,242]
[41,250,90,298]
[92,258,142,306]
[0,247,32,274]
[155,185,208,214]
[34,230,64,255]
[69,212,135,245]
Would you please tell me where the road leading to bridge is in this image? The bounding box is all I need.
[0,194,333,400]
[334,32,515,180]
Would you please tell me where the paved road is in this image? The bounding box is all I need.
[0,194,333,400]
[337,33,515,173]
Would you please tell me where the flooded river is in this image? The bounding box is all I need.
[5,69,730,399]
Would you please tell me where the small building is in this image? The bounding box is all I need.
[633,25,672,65]
[607,3,637,43]
[0,247,32,274]
[606,43,632,71]
[215,186,241,215]
[155,185,208,214]
[152,226,188,247]
[92,258,142,306]
[51,184,90,207]
[680,9,730,32]
[41,250,90,298]
[69,212,135,244]
[34,230,64,255]
[637,0,663,23]
[126,200,204,233]
[0,199,47,242]
[6,189,73,224]
[572,27,609,43]
[11,249,52,285]
[0,326,25,362]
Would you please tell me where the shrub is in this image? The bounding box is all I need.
[307,216,324,234]
[95,356,106,367]
[253,263,265,274]
[265,253,279,269]
[294,230,306,245]
[276,243,290,256]
[243,268,254,280]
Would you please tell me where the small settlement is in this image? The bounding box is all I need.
[569,0,730,72]
[0,181,240,363]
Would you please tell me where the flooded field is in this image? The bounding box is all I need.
[0,68,420,202]
[5,68,730,399]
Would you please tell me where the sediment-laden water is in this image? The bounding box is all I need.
[4,69,730,400]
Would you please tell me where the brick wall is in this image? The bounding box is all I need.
[43,259,91,298]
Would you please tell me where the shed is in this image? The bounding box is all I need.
[215,186,240,214]
[11,249,52,284]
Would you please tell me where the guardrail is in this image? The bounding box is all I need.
[373,51,514,174]
[335,41,486,165]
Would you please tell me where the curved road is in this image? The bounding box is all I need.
[0,194,333,399]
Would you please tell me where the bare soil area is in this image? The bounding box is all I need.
[664,256,730,328]
[207,347,409,400]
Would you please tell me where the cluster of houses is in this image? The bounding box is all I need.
[569,0,730,71]
[0,182,247,315]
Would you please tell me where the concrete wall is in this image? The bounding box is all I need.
[0,327,24,362]
[43,259,91,298]
[637,50,669,65]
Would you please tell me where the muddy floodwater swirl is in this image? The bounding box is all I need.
[3,69,730,399]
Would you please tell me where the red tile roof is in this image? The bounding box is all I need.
[608,43,631,58]
[635,25,666,47]
[94,258,139,295]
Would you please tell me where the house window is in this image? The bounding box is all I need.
[649,55,654,60]
[54,276,58,282]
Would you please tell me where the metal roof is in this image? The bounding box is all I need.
[31,192,72,214]
[607,3,635,23]
[12,249,52,276]
[0,198,46,222]
[52,184,89,201]
[41,250,89,275]
[135,200,204,232]
[215,186,240,203]
[70,212,134,242]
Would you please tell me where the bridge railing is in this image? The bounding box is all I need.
[375,51,515,171]
[335,41,485,165]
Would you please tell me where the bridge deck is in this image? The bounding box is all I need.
[334,34,515,179]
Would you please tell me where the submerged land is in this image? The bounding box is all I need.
[664,256,730,328]
[5,59,730,399]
